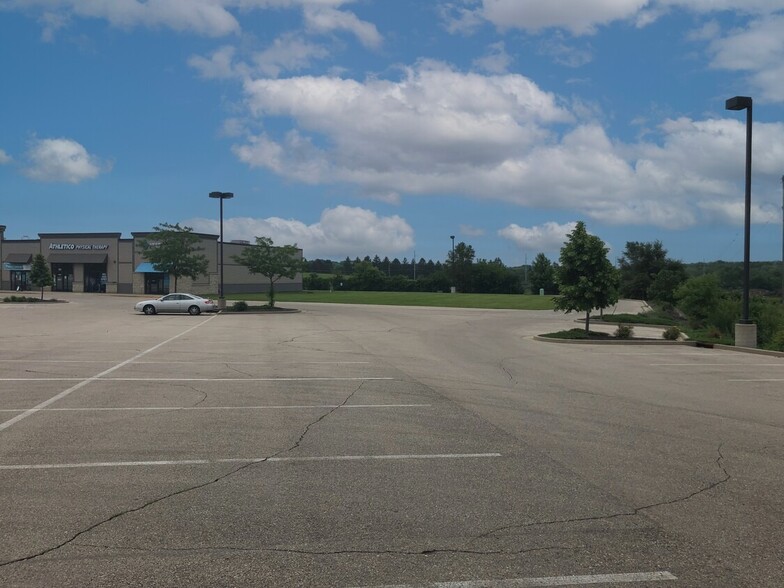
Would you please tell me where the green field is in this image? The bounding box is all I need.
[233,290,556,310]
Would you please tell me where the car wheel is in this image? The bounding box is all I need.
[188,305,201,315]
[143,305,156,315]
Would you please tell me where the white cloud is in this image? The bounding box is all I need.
[460,224,486,237]
[480,0,649,35]
[184,205,414,258]
[252,33,331,77]
[697,200,781,225]
[23,138,109,183]
[303,5,382,48]
[38,11,70,42]
[6,0,365,38]
[498,221,577,253]
[188,45,243,79]
[473,42,513,73]
[0,149,12,165]
[707,15,784,102]
[464,0,784,36]
[11,0,241,37]
[538,35,594,67]
[235,61,572,186]
[231,59,784,230]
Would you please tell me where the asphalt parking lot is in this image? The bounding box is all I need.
[0,293,782,587]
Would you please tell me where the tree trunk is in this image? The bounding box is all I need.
[40,287,44,301]
[268,279,276,308]
[585,310,591,334]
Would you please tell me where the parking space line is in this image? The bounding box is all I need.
[729,378,784,382]
[0,404,432,413]
[0,315,219,433]
[0,377,396,382]
[652,363,783,367]
[0,360,371,365]
[356,571,677,587]
[0,453,502,470]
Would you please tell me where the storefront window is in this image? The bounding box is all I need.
[84,263,107,293]
[10,271,30,291]
[145,273,169,295]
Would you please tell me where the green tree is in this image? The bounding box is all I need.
[554,222,619,333]
[30,253,53,300]
[471,259,522,294]
[675,274,722,327]
[232,237,306,307]
[348,261,386,291]
[447,242,475,292]
[136,223,209,293]
[618,240,686,301]
[529,253,557,295]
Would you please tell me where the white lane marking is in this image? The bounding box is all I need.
[729,379,784,382]
[0,404,432,413]
[0,377,395,382]
[0,315,220,433]
[0,360,371,365]
[653,362,777,366]
[357,571,677,587]
[0,453,502,471]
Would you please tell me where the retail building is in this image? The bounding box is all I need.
[0,227,303,295]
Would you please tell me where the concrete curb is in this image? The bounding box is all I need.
[533,336,690,346]
[534,335,784,356]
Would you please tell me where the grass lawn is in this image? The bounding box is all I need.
[231,290,556,310]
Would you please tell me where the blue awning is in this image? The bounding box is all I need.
[134,262,161,273]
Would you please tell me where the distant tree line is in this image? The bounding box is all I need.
[304,246,527,294]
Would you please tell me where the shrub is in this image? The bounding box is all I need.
[614,324,634,339]
[663,326,681,340]
[706,326,723,339]
[706,297,740,336]
[231,300,248,312]
[769,328,784,352]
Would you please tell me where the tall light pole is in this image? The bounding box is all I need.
[209,191,234,309]
[725,96,755,347]
[0,225,5,291]
[450,235,455,293]
[781,175,784,303]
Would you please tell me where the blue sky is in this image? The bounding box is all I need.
[2,0,784,266]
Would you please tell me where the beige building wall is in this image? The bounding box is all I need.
[1,230,303,295]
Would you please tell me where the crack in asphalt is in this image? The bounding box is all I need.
[71,541,568,558]
[472,443,731,543]
[499,358,516,383]
[225,363,254,378]
[0,381,366,568]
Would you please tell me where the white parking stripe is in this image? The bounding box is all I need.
[652,363,783,367]
[357,571,677,587]
[0,453,502,470]
[0,377,395,382]
[729,379,784,382]
[0,404,432,413]
[0,315,219,433]
[0,360,371,365]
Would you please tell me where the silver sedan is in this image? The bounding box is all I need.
[134,293,219,315]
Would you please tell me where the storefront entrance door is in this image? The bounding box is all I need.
[52,264,73,292]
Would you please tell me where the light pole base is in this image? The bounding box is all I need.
[218,298,227,310]
[735,322,757,348]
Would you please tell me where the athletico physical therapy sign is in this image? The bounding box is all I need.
[48,243,110,251]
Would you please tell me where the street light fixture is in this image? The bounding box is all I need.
[209,191,234,309]
[725,96,755,347]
